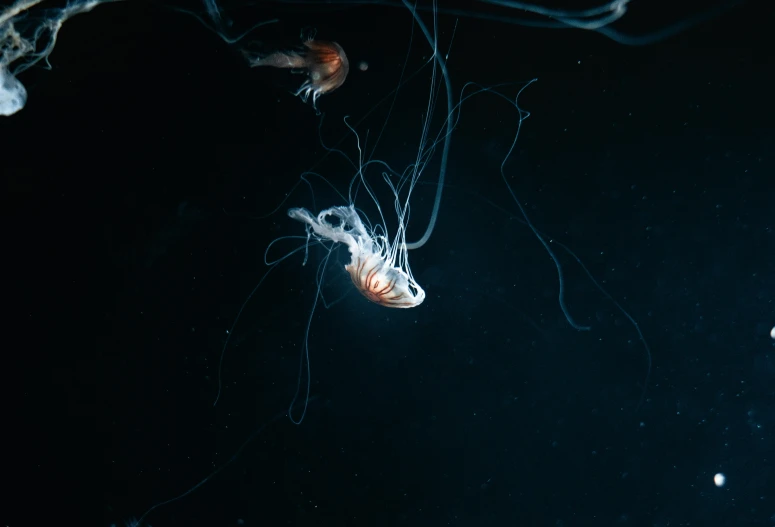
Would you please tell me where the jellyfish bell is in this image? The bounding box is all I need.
[246,35,349,109]
[288,205,425,308]
[0,64,27,116]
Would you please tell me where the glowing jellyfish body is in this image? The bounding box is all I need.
[289,206,425,308]
[0,65,26,116]
[247,37,349,108]
[714,472,726,487]
[0,0,112,116]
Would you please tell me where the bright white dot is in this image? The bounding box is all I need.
[770,326,775,339]
[714,473,726,487]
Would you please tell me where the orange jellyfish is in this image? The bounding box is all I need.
[246,36,349,109]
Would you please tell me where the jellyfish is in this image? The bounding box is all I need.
[175,1,348,109]
[0,0,115,116]
[288,206,425,308]
[244,34,349,109]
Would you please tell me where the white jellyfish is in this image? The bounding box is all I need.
[288,205,425,308]
[0,0,114,116]
[0,63,26,116]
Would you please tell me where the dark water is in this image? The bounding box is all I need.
[3,0,773,525]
